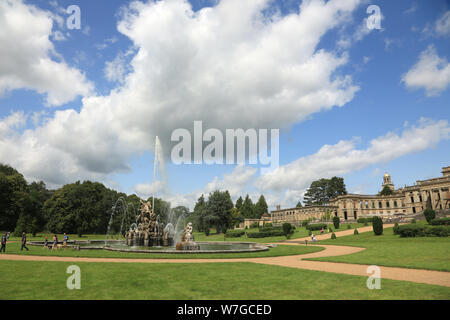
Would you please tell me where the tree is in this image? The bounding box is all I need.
[192,194,207,232]
[282,223,294,239]
[235,196,244,211]
[304,177,347,206]
[372,216,383,235]
[296,201,303,208]
[0,164,28,230]
[241,194,254,219]
[423,208,436,223]
[254,195,268,219]
[333,216,340,229]
[14,181,52,236]
[206,190,233,234]
[379,185,394,196]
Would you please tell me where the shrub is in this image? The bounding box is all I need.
[301,220,309,227]
[306,223,327,231]
[332,216,340,229]
[354,229,359,235]
[328,226,333,233]
[282,223,295,239]
[250,222,259,228]
[224,230,245,238]
[331,233,336,239]
[357,217,373,224]
[372,216,383,235]
[364,222,368,226]
[430,217,450,226]
[397,224,450,237]
[393,223,399,235]
[205,228,210,236]
[246,230,285,238]
[347,224,351,229]
[411,219,416,224]
[423,208,436,223]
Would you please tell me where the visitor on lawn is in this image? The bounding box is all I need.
[52,234,58,250]
[44,236,48,248]
[320,227,324,234]
[63,233,69,249]
[21,232,29,251]
[1,233,6,253]
[6,232,10,240]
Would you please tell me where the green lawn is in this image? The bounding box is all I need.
[1,242,322,259]
[1,260,448,299]
[308,227,450,271]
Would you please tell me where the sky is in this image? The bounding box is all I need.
[0,0,449,211]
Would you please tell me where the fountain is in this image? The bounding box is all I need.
[175,222,200,251]
[124,199,174,248]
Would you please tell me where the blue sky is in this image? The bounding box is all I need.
[0,0,449,210]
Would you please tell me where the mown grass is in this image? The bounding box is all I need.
[308,227,450,271]
[1,260,449,299]
[0,242,323,259]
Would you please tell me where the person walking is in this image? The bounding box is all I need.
[52,234,58,250]
[6,232,10,241]
[21,232,29,251]
[63,233,68,250]
[1,233,6,253]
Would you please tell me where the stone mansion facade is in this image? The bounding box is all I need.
[247,166,450,227]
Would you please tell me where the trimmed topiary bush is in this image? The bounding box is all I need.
[424,208,436,223]
[282,223,295,239]
[331,232,336,239]
[372,216,383,235]
[393,222,399,235]
[333,216,340,229]
[354,229,359,235]
[347,224,351,229]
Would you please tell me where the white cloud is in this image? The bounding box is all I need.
[0,0,93,106]
[0,0,363,187]
[256,118,450,205]
[402,45,450,96]
[104,53,131,83]
[435,11,450,36]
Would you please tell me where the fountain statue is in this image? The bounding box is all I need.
[125,200,174,247]
[175,222,200,251]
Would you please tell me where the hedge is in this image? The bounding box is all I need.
[306,223,327,231]
[357,217,373,223]
[430,217,450,226]
[397,224,450,237]
[246,230,285,238]
[224,230,245,238]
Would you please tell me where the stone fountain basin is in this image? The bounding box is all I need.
[28,240,269,254]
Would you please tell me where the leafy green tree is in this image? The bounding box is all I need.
[241,194,254,218]
[254,195,268,219]
[0,164,28,230]
[379,185,394,196]
[304,177,347,206]
[235,196,244,211]
[282,223,294,239]
[192,194,207,232]
[206,190,233,234]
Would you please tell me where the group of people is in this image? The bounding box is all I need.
[0,232,70,253]
[43,233,69,250]
[0,232,29,253]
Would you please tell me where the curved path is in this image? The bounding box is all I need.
[1,225,450,288]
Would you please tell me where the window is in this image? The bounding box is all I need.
[372,202,375,208]
[394,200,398,207]
[410,196,414,203]
[386,201,390,208]
[365,201,369,209]
[378,201,382,209]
